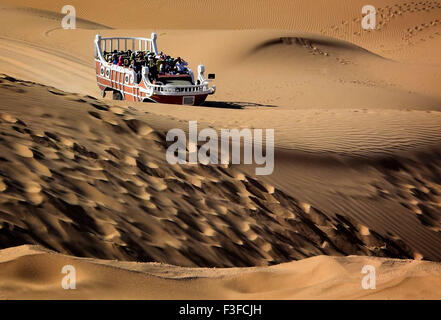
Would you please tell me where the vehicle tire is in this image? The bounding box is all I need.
[113,90,123,100]
[142,98,155,103]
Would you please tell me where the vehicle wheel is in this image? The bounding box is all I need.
[142,98,155,103]
[113,90,123,100]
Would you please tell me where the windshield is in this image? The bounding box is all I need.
[159,77,194,86]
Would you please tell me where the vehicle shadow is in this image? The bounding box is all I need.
[202,101,278,109]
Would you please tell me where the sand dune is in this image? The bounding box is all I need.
[1,245,441,299]
[0,75,428,267]
[3,0,441,62]
[0,0,441,299]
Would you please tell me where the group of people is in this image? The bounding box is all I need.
[104,49,189,83]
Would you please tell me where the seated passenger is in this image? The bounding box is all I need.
[156,58,163,73]
[129,59,139,71]
[112,53,118,65]
[175,57,187,73]
[159,61,166,74]
[167,57,175,68]
[148,57,158,80]
[156,51,165,60]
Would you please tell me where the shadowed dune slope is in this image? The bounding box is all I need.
[0,75,433,267]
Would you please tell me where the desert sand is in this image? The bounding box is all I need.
[0,0,441,299]
[2,245,441,299]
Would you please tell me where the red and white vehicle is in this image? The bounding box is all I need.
[94,33,216,105]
